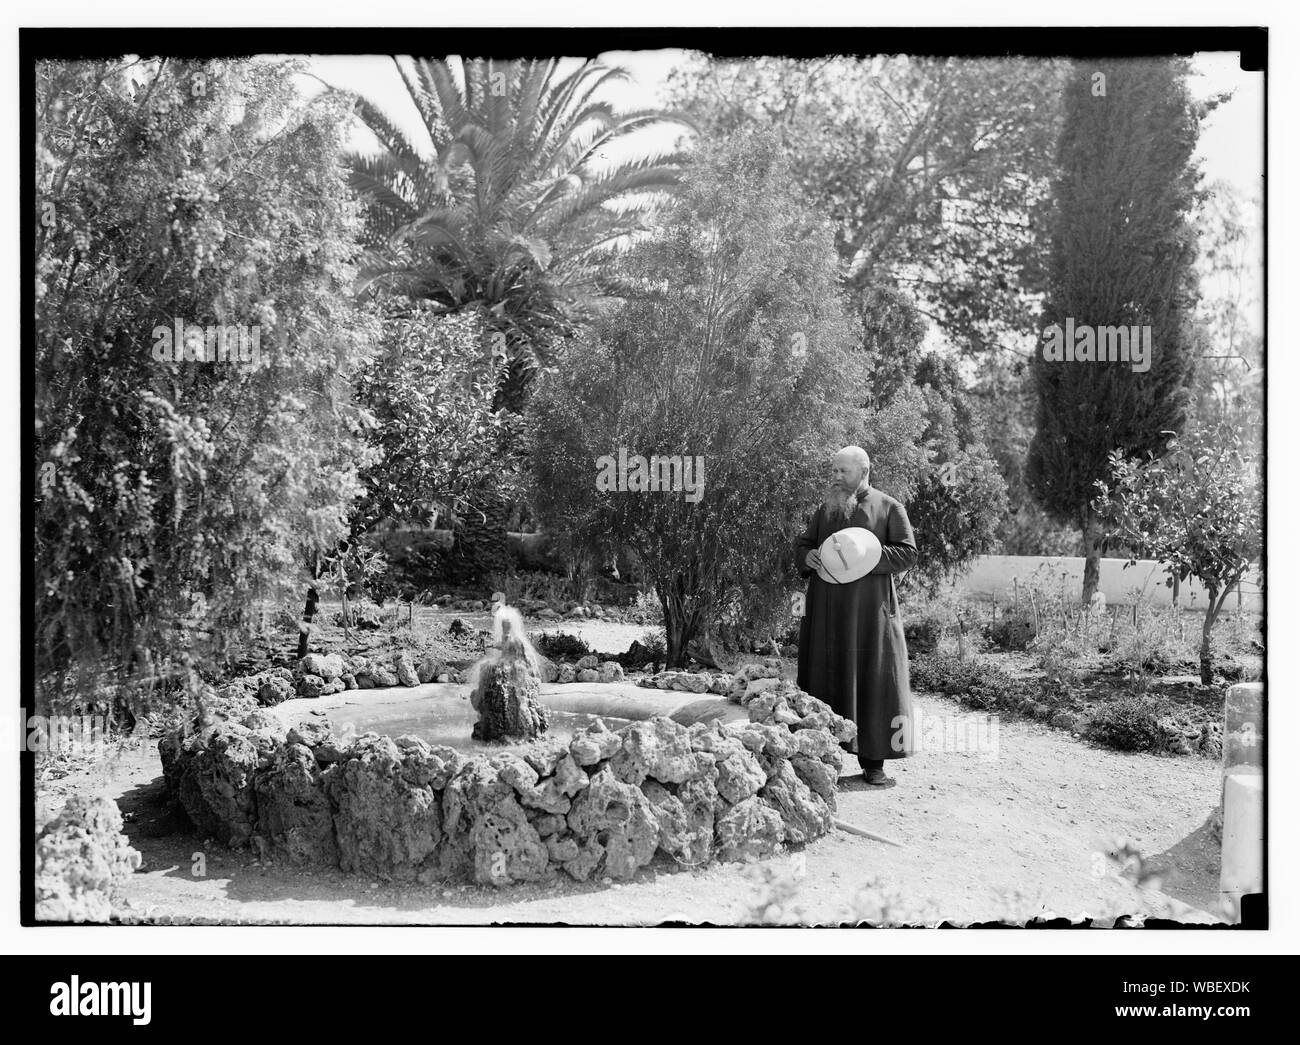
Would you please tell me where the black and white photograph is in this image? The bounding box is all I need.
[11,5,1288,976]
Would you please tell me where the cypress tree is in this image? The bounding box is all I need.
[1027,57,1204,601]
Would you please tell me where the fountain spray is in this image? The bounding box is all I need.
[466,603,550,742]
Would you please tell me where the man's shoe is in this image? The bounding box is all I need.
[864,767,892,786]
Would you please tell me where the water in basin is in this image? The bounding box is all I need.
[327,690,632,755]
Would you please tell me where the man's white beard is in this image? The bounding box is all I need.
[823,485,858,521]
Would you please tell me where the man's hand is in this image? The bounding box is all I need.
[805,550,822,570]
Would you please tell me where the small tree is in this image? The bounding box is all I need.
[352,307,524,540]
[530,130,866,666]
[1092,422,1261,685]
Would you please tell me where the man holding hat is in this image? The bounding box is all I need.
[795,446,917,786]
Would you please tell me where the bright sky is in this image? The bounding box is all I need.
[303,49,1262,193]
[301,48,1264,336]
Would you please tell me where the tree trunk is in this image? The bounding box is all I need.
[453,491,511,585]
[659,585,701,669]
[1081,513,1103,605]
[1200,583,1227,687]
[296,586,319,661]
[1200,603,1216,686]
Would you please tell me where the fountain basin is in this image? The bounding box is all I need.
[160,668,853,887]
[270,680,746,754]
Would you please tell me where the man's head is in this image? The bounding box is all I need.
[831,446,870,489]
[824,445,870,519]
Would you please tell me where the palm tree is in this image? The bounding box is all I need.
[346,55,692,405]
[343,56,692,578]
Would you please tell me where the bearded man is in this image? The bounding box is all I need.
[795,446,917,786]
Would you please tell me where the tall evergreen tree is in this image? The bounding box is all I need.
[1027,58,1208,602]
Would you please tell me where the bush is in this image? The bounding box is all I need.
[529,130,871,667]
[332,604,385,631]
[908,654,1021,710]
[983,616,1036,651]
[617,628,667,670]
[903,616,944,655]
[531,631,592,662]
[1085,696,1185,753]
[352,310,524,536]
[35,58,375,711]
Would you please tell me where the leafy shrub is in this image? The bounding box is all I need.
[903,616,943,655]
[35,58,376,712]
[351,310,524,536]
[1085,696,1185,753]
[532,631,592,662]
[332,604,385,631]
[617,628,667,670]
[529,130,877,667]
[983,616,1036,651]
[908,654,1021,710]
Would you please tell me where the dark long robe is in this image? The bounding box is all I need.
[795,485,918,761]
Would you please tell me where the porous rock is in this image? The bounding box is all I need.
[257,675,293,707]
[440,758,548,886]
[568,718,623,766]
[367,666,399,688]
[471,657,549,742]
[299,653,348,681]
[531,813,567,837]
[565,765,658,881]
[416,656,445,684]
[254,742,338,866]
[610,717,715,786]
[325,734,441,882]
[241,709,284,736]
[714,747,768,805]
[791,753,839,807]
[735,721,799,760]
[522,736,571,777]
[35,795,141,923]
[714,796,786,863]
[759,757,834,845]
[643,776,717,865]
[394,653,420,688]
[166,721,277,847]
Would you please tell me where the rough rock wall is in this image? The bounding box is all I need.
[158,662,856,887]
[35,795,142,922]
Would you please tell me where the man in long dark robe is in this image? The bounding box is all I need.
[795,446,917,786]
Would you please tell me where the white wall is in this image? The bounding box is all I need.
[951,555,1262,612]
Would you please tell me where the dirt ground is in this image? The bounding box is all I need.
[37,616,1227,925]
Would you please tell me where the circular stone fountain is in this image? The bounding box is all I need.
[158,615,855,887]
